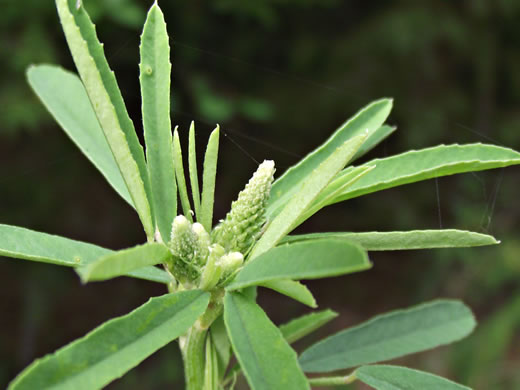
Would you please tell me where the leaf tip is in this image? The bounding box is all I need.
[75,266,90,284]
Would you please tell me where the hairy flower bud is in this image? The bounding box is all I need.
[212,160,275,255]
[219,251,243,277]
[192,222,210,266]
[168,215,200,283]
[170,215,197,262]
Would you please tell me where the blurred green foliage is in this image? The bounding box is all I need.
[1,0,519,389]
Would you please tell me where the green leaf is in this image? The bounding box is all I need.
[331,143,520,204]
[296,165,375,225]
[355,365,471,390]
[282,230,499,250]
[229,239,371,290]
[26,65,134,208]
[250,134,368,260]
[77,242,172,282]
[140,2,177,242]
[352,125,396,161]
[56,0,154,239]
[200,126,220,232]
[260,279,317,308]
[280,309,338,344]
[189,121,202,220]
[224,292,310,390]
[267,98,392,219]
[299,300,476,373]
[9,290,210,390]
[0,224,170,284]
[172,128,193,222]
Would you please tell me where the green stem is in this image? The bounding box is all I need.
[308,373,357,386]
[182,323,208,390]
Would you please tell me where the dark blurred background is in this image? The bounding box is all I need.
[1,0,519,389]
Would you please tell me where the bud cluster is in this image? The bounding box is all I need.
[167,215,244,290]
[166,160,275,291]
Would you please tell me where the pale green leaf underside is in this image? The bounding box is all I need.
[299,300,476,373]
[268,98,392,219]
[230,239,370,290]
[297,165,375,225]
[332,143,520,204]
[173,128,193,222]
[352,125,396,161]
[200,126,220,232]
[355,365,471,390]
[224,292,310,390]
[56,0,154,239]
[189,122,202,219]
[26,65,133,208]
[250,134,368,260]
[140,2,177,242]
[260,279,317,308]
[282,229,499,250]
[8,290,210,390]
[77,242,172,282]
[280,309,338,344]
[0,224,170,284]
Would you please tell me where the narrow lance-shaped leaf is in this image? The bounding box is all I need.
[8,290,210,390]
[27,65,133,208]
[260,279,317,308]
[222,307,336,385]
[200,126,220,232]
[354,365,471,390]
[203,333,219,390]
[140,2,177,242]
[56,0,154,239]
[0,224,170,284]
[173,127,194,222]
[282,230,499,250]
[299,300,476,373]
[331,143,520,205]
[224,292,310,390]
[249,134,367,260]
[280,309,338,344]
[77,242,172,282]
[189,121,202,219]
[229,239,371,290]
[268,98,392,219]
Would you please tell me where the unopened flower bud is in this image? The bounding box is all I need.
[168,215,200,283]
[199,244,225,291]
[219,251,244,276]
[192,222,210,266]
[169,215,197,263]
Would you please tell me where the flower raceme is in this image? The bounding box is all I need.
[167,160,275,291]
[212,160,275,254]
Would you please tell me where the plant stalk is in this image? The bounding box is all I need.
[182,322,208,390]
